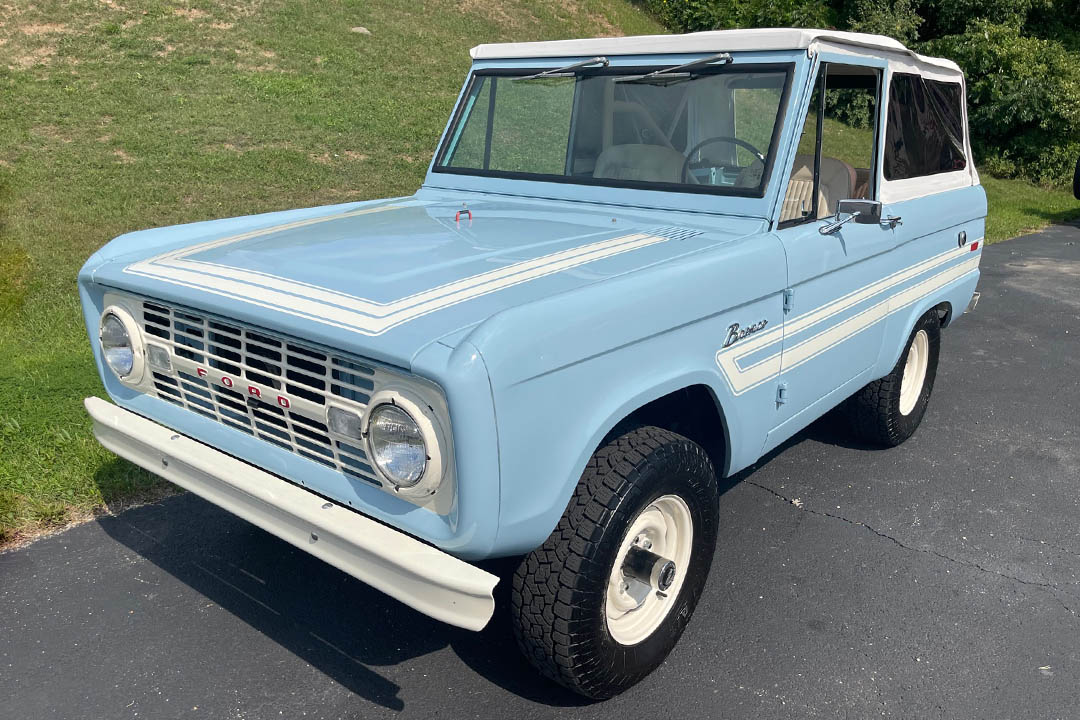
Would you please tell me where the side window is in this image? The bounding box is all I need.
[781,64,880,225]
[884,74,967,180]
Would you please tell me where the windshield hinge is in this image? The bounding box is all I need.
[783,288,794,314]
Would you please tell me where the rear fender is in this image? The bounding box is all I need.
[875,185,986,376]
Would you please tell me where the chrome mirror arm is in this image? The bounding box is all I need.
[819,211,861,235]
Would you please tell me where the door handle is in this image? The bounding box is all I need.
[881,215,902,228]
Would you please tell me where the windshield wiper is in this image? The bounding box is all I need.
[617,52,733,84]
[513,56,609,81]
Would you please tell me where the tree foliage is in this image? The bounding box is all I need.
[924,21,1080,184]
[919,0,1033,37]
[637,0,1080,185]
[640,0,831,34]
[847,0,921,44]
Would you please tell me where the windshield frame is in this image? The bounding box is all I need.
[431,61,795,199]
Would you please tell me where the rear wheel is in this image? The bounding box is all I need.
[510,426,719,699]
[842,310,941,446]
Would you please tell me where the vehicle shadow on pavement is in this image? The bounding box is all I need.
[728,410,889,486]
[94,460,591,711]
[89,410,867,710]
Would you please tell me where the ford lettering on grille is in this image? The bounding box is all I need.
[137,298,386,488]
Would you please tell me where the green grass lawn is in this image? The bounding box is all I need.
[0,1,1077,545]
[982,176,1080,242]
[0,0,663,545]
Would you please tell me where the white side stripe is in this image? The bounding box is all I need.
[716,251,981,395]
[729,243,974,361]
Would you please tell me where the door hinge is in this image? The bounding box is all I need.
[776,382,788,405]
[783,288,794,314]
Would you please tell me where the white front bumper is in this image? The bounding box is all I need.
[85,396,497,631]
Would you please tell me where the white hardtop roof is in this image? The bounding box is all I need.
[471,28,961,74]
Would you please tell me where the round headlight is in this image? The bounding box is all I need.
[367,404,427,488]
[101,312,135,377]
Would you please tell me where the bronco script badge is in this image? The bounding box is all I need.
[722,319,768,348]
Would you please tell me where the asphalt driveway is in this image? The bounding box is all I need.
[2,225,1079,719]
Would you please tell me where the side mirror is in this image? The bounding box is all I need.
[837,199,882,224]
[1073,156,1079,201]
[819,199,900,235]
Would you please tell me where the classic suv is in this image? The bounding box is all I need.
[80,28,984,698]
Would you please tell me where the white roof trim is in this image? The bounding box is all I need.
[470,28,961,73]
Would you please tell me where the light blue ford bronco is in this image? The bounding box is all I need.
[80,28,985,698]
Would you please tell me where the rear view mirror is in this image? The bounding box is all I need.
[836,199,882,224]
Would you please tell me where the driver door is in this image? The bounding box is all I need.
[768,61,897,439]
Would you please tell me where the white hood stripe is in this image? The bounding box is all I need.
[125,204,673,335]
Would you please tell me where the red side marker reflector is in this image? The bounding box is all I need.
[970,241,980,251]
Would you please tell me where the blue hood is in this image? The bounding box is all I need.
[85,193,762,369]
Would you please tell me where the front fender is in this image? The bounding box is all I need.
[469,233,787,557]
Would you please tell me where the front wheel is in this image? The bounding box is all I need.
[842,310,941,446]
[510,426,719,699]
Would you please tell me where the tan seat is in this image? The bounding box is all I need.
[593,144,687,184]
[780,154,858,223]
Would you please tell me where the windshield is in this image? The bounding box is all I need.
[434,64,792,197]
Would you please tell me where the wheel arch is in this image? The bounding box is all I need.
[877,265,977,378]
[491,369,742,558]
[880,299,950,374]
[600,383,732,483]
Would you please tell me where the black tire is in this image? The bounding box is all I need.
[842,310,941,447]
[1073,154,1080,200]
[510,426,719,699]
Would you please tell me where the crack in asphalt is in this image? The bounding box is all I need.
[743,479,1080,619]
[1019,535,1080,561]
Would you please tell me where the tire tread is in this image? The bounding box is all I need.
[843,311,940,446]
[511,426,715,698]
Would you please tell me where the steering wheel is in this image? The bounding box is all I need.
[681,136,766,185]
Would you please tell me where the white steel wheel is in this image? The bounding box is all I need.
[605,494,694,646]
[899,328,930,416]
[511,426,719,698]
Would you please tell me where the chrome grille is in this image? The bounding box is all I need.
[137,298,385,488]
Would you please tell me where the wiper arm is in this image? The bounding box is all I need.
[617,52,733,84]
[513,56,609,81]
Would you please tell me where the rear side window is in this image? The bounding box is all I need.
[883,74,967,180]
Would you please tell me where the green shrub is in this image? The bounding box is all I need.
[639,0,831,33]
[638,0,728,32]
[727,0,833,29]
[919,0,1033,37]
[845,0,922,44]
[924,21,1080,184]
[1025,0,1080,51]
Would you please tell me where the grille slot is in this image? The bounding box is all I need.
[141,299,383,488]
